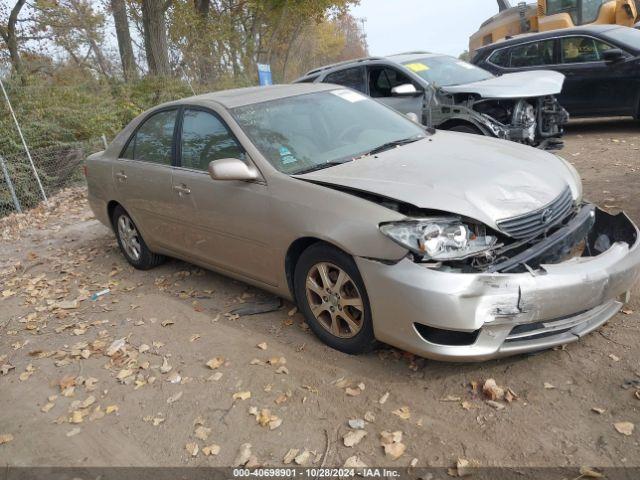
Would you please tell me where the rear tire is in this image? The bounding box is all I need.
[112,205,165,270]
[449,124,483,135]
[294,243,377,355]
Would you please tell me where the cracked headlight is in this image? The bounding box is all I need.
[379,219,498,261]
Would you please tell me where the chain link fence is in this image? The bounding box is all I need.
[0,139,104,219]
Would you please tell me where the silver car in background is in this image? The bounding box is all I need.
[295,52,569,150]
[86,83,640,361]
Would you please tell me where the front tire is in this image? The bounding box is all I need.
[294,243,376,354]
[112,205,165,270]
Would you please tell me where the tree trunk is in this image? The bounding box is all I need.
[0,0,28,84]
[194,0,210,19]
[111,0,137,81]
[141,0,171,76]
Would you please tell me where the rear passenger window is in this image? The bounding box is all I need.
[123,109,177,164]
[324,67,366,93]
[180,109,245,171]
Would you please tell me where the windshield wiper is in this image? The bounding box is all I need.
[362,136,423,156]
[293,160,349,175]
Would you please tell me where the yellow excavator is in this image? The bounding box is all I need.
[470,0,640,54]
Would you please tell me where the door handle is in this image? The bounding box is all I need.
[173,184,191,195]
[115,171,127,181]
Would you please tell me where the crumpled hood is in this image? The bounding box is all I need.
[441,70,565,98]
[295,131,578,231]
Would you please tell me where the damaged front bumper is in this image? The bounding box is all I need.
[356,208,640,361]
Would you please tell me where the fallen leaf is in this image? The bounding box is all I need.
[379,392,389,404]
[294,449,311,465]
[160,357,172,373]
[0,434,13,445]
[257,342,267,350]
[345,387,361,397]
[233,391,251,401]
[41,402,55,413]
[344,455,367,468]
[185,442,199,457]
[544,382,555,390]
[106,405,119,414]
[614,421,634,436]
[206,357,224,370]
[275,366,289,375]
[66,428,81,437]
[233,443,252,467]
[382,442,406,460]
[283,448,299,464]
[194,426,211,441]
[380,431,403,445]
[364,411,375,423]
[203,444,220,456]
[456,458,473,477]
[343,429,367,447]
[161,319,174,327]
[609,354,620,362]
[209,372,223,381]
[0,364,14,375]
[591,407,606,414]
[621,307,633,315]
[482,379,504,401]
[579,466,604,478]
[392,406,411,420]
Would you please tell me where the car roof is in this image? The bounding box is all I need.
[296,51,450,81]
[160,83,337,110]
[475,24,624,53]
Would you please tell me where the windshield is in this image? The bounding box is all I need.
[603,26,640,51]
[232,90,426,175]
[402,56,494,87]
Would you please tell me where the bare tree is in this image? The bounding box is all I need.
[110,0,137,81]
[141,0,172,76]
[0,0,28,84]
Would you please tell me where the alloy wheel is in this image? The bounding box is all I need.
[305,262,365,339]
[117,214,142,261]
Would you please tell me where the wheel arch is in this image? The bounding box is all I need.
[284,237,354,302]
[107,200,122,231]
[437,117,489,135]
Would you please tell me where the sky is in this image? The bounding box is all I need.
[350,0,500,57]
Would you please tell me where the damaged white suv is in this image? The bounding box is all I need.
[295,52,569,150]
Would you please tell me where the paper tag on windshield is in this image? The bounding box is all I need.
[331,89,365,103]
[405,62,429,72]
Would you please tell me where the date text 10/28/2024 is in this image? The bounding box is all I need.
[232,468,401,478]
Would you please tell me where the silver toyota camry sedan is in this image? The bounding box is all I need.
[86,83,640,361]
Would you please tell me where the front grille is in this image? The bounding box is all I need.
[496,186,574,239]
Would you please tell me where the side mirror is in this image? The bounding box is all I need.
[208,158,259,181]
[603,48,625,63]
[391,83,420,96]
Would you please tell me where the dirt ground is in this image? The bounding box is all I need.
[1,119,639,473]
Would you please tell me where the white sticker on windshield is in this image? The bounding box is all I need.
[330,89,366,103]
[456,61,475,69]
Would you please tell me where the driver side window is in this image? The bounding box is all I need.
[368,66,415,98]
[180,109,244,171]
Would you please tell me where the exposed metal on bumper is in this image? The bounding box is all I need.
[356,216,640,362]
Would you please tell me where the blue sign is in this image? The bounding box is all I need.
[258,63,272,86]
